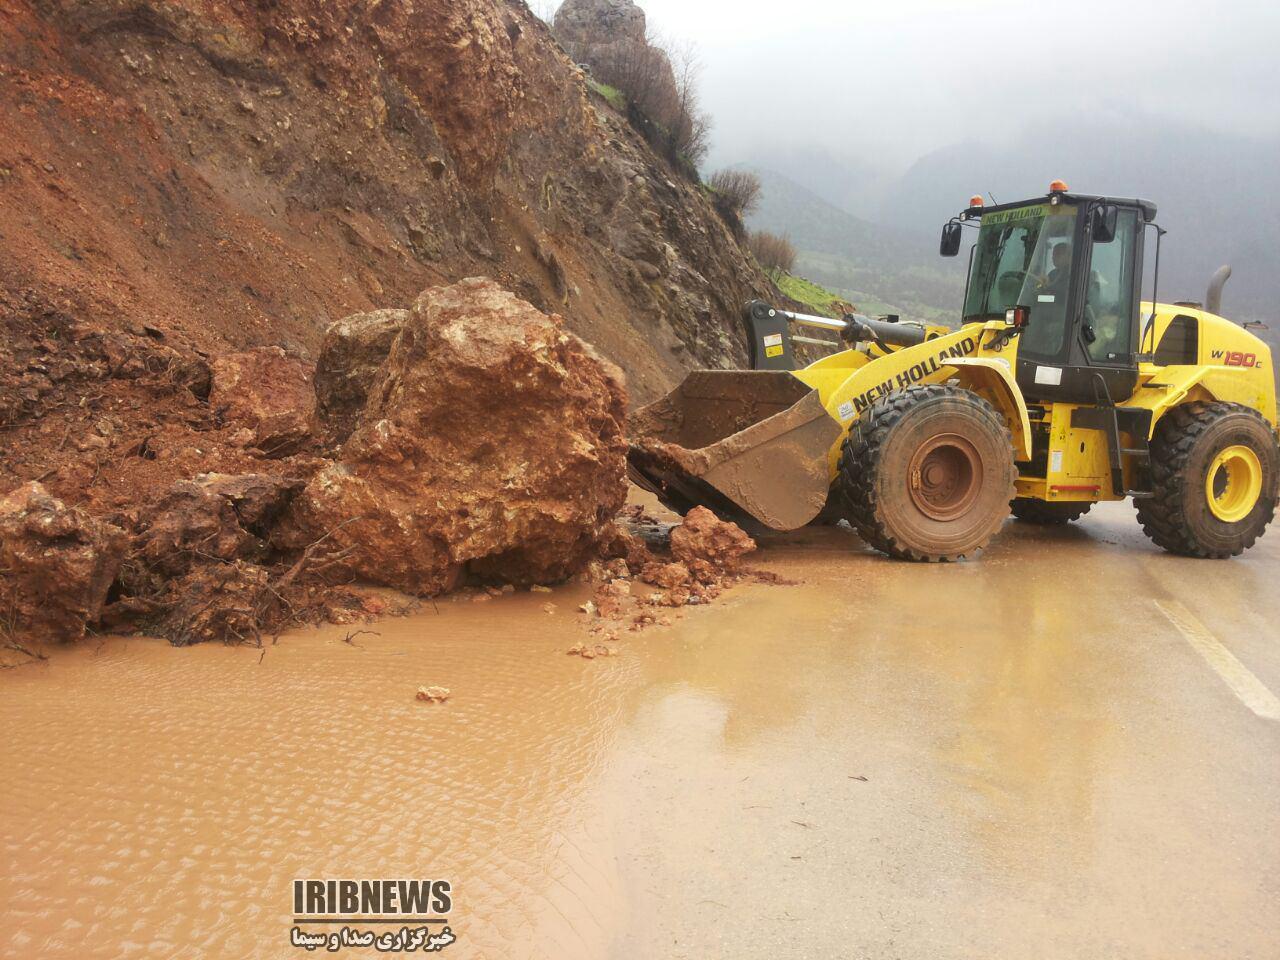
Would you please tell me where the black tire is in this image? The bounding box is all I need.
[1136,402,1279,558]
[1010,498,1093,525]
[838,385,1017,562]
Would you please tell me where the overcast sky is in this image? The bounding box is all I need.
[632,0,1280,171]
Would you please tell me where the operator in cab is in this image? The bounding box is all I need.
[1044,242,1072,298]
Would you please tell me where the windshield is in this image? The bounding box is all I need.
[963,203,1079,357]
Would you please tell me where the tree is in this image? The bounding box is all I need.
[665,39,711,166]
[553,19,712,174]
[528,0,560,24]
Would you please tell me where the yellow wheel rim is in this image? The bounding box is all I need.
[1205,444,1263,523]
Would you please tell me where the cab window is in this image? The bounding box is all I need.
[964,203,1078,361]
[1083,209,1139,363]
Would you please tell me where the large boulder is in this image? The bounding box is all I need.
[0,483,127,642]
[210,347,314,456]
[313,308,409,443]
[284,278,628,595]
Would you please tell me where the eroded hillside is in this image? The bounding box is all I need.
[0,0,771,423]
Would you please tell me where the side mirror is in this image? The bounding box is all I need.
[1092,204,1118,243]
[940,221,963,257]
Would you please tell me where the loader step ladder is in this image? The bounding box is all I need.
[1072,374,1154,498]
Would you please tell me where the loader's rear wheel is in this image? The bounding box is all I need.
[838,385,1017,562]
[1010,498,1093,525]
[1136,402,1278,558]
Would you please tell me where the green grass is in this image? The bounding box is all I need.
[587,80,625,111]
[792,250,957,325]
[774,272,848,317]
[773,270,945,326]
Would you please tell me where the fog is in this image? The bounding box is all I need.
[612,0,1280,322]
[638,0,1280,171]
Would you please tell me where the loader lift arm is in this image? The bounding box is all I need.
[743,300,927,372]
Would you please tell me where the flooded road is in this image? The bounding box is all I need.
[3,502,1279,959]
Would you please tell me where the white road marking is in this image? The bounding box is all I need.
[1154,599,1280,721]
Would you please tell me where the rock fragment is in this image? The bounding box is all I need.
[670,506,755,581]
[0,483,127,642]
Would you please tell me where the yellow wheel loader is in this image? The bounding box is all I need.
[628,181,1280,560]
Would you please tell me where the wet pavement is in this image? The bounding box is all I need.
[2,502,1278,959]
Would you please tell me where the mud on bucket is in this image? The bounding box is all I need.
[626,371,842,531]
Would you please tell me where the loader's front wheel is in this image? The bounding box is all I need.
[839,385,1017,562]
[1010,498,1093,525]
[1136,402,1278,558]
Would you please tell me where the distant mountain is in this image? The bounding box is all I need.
[746,168,965,321]
[741,112,1280,358]
[735,145,892,222]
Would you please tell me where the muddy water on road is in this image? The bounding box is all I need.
[1,585,637,960]
[3,504,1279,959]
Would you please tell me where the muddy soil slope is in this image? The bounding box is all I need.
[0,0,771,432]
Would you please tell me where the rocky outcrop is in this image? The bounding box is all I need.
[210,348,315,456]
[0,483,127,642]
[552,0,681,179]
[284,279,629,595]
[314,309,410,443]
[554,0,648,47]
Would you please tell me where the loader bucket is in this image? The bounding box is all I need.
[627,371,842,531]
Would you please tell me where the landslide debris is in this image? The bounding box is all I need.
[109,473,310,645]
[283,278,628,596]
[0,278,637,646]
[570,505,765,650]
[132,474,305,575]
[0,0,791,648]
[0,483,127,643]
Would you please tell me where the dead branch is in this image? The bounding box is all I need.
[342,629,380,648]
[3,639,49,662]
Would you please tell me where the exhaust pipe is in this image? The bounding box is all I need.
[1205,265,1232,315]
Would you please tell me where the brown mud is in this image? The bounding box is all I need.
[3,504,1279,959]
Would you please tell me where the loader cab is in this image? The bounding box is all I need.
[948,186,1156,405]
